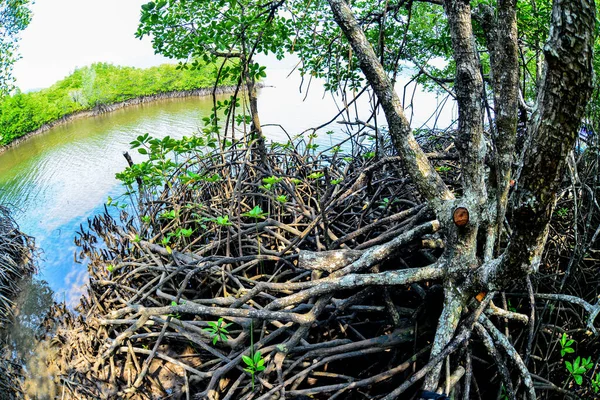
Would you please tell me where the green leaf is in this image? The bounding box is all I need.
[562,347,575,356]
[566,361,573,373]
[574,374,583,385]
[242,355,253,366]
[254,351,262,364]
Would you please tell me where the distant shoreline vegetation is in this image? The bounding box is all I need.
[0,62,233,148]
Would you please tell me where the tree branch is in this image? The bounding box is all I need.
[327,0,454,216]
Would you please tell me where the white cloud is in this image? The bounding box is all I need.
[60,265,89,308]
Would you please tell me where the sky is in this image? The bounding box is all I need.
[13,0,171,92]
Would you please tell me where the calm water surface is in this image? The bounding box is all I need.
[0,67,453,303]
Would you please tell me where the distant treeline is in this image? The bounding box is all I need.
[0,62,226,146]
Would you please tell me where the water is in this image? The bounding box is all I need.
[0,66,454,303]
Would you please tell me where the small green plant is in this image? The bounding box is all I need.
[107,264,115,273]
[507,299,517,312]
[565,356,593,385]
[560,333,575,357]
[290,178,302,185]
[242,205,267,219]
[204,318,232,345]
[307,171,324,180]
[168,301,182,319]
[592,372,600,393]
[379,198,391,208]
[435,165,452,173]
[262,176,282,186]
[363,151,376,159]
[202,173,221,183]
[242,350,265,389]
[175,227,193,238]
[556,207,569,218]
[215,215,232,226]
[141,215,151,224]
[133,234,142,243]
[500,384,509,400]
[276,195,288,204]
[160,209,178,220]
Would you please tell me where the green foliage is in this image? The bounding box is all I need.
[203,318,232,345]
[560,333,575,357]
[0,0,32,96]
[136,0,292,79]
[242,205,267,220]
[592,372,600,393]
[0,62,229,146]
[242,350,265,390]
[307,171,325,180]
[276,195,288,204]
[215,215,232,227]
[565,356,593,385]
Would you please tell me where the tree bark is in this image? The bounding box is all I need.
[482,0,596,287]
[327,0,454,217]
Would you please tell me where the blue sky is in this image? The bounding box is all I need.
[13,0,170,92]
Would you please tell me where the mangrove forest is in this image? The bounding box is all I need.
[1,0,600,399]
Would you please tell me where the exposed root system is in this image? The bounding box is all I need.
[36,134,600,399]
[0,206,36,399]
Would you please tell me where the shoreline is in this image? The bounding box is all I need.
[0,85,240,155]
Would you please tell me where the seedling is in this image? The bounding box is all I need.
[363,151,376,159]
[276,195,288,204]
[242,350,265,389]
[560,333,575,357]
[592,372,600,393]
[204,318,231,345]
[168,300,182,319]
[175,228,193,238]
[307,171,324,180]
[262,176,282,186]
[215,215,232,226]
[242,205,267,219]
[160,209,178,220]
[565,356,593,385]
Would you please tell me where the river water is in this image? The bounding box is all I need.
[0,66,454,303]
